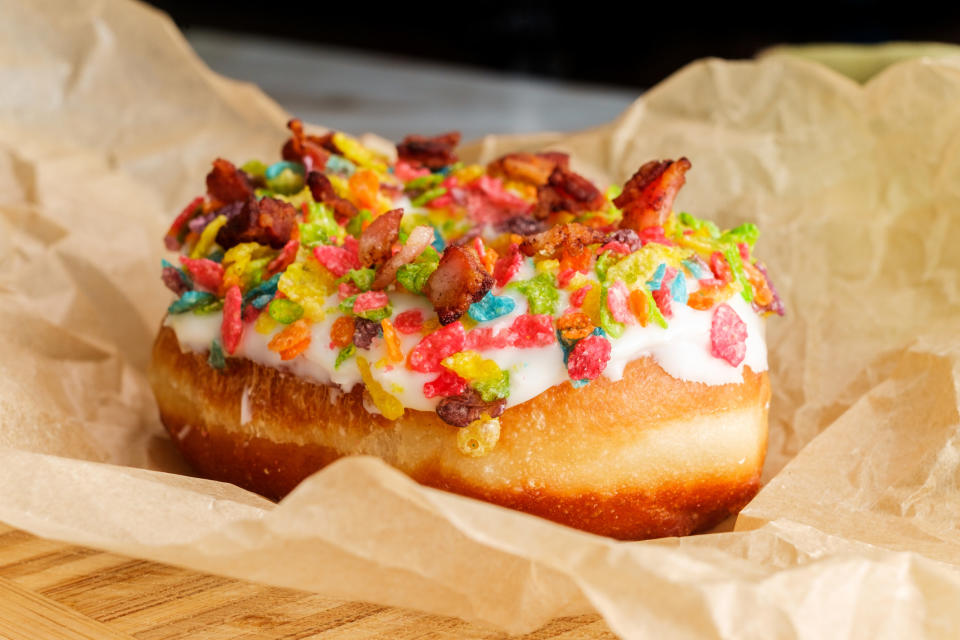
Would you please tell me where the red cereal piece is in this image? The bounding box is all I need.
[353,291,389,313]
[423,370,468,399]
[179,256,224,292]
[710,251,732,284]
[221,285,243,355]
[242,304,260,323]
[652,288,673,318]
[606,280,633,324]
[266,238,299,278]
[738,242,751,261]
[313,244,361,277]
[509,314,556,348]
[710,303,747,366]
[569,285,590,308]
[465,327,511,350]
[338,281,360,300]
[567,334,611,381]
[407,321,466,373]
[393,309,424,334]
[492,243,523,287]
[394,160,431,181]
[557,268,576,288]
[164,196,204,250]
[638,225,673,246]
[598,240,631,255]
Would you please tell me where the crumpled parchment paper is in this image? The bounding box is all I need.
[1,1,959,638]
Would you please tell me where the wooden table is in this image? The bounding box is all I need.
[0,522,614,639]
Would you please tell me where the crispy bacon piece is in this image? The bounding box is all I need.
[358,208,403,267]
[215,196,297,250]
[307,171,358,223]
[487,151,569,186]
[372,225,435,290]
[532,166,606,219]
[615,158,691,232]
[423,245,494,325]
[206,158,254,205]
[396,132,461,170]
[436,388,506,427]
[281,119,333,171]
[519,222,607,259]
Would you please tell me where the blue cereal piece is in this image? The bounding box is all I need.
[265,160,305,180]
[168,290,217,314]
[468,292,516,323]
[682,257,709,279]
[208,339,226,370]
[670,271,688,304]
[646,263,666,290]
[243,273,281,308]
[431,226,446,252]
[325,154,356,176]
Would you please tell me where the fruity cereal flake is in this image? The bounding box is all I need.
[161,121,783,457]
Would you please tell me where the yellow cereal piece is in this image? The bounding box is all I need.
[457,415,501,457]
[357,356,404,420]
[190,214,226,259]
[535,259,559,275]
[327,173,351,199]
[452,164,484,184]
[332,132,388,173]
[255,310,278,335]
[605,244,693,287]
[580,283,602,325]
[278,260,334,321]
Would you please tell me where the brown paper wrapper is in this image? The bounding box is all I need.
[3,1,960,637]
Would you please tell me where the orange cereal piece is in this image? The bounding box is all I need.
[687,285,727,311]
[349,168,380,210]
[556,312,594,341]
[279,339,310,361]
[559,248,590,273]
[743,261,773,307]
[628,289,649,326]
[481,246,498,274]
[381,318,403,362]
[330,315,355,348]
[268,318,311,353]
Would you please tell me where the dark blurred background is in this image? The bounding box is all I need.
[145,0,960,139]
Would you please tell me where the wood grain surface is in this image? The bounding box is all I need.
[0,522,615,640]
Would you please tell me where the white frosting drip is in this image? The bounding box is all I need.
[165,282,766,413]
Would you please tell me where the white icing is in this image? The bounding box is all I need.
[165,278,767,414]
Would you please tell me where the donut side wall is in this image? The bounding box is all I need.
[149,326,769,540]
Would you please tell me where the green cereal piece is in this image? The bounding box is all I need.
[346,209,373,238]
[721,222,759,248]
[193,298,224,315]
[208,339,226,370]
[268,297,305,324]
[338,294,358,314]
[509,272,559,315]
[342,268,375,292]
[301,202,345,246]
[722,244,754,303]
[405,173,444,192]
[240,160,268,181]
[411,187,447,207]
[594,250,622,282]
[396,261,437,295]
[335,344,357,369]
[598,284,625,339]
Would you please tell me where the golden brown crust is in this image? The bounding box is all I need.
[149,325,769,540]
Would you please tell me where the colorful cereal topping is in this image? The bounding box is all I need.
[162,119,781,456]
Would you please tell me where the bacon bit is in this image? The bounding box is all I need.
[487,151,570,186]
[423,245,495,325]
[358,208,403,267]
[396,131,461,170]
[215,196,297,250]
[206,158,254,205]
[519,222,607,259]
[533,166,606,220]
[281,119,331,171]
[372,224,435,290]
[615,158,691,232]
[307,171,358,223]
[436,388,506,427]
[265,238,299,278]
[164,196,204,250]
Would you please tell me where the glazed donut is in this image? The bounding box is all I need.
[149,124,783,540]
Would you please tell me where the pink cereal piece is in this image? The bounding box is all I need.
[407,321,466,373]
[313,244,360,277]
[493,243,523,287]
[567,334,611,381]
[353,291,389,313]
[179,256,224,292]
[509,314,556,348]
[395,160,431,181]
[221,285,243,355]
[472,236,486,259]
[738,242,750,261]
[423,370,468,399]
[569,285,590,308]
[338,281,361,300]
[606,280,633,324]
[465,327,511,350]
[393,309,424,334]
[638,225,673,246]
[557,268,576,288]
[710,303,748,366]
[652,288,673,318]
[266,239,299,277]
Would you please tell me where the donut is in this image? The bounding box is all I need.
[149,123,783,540]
